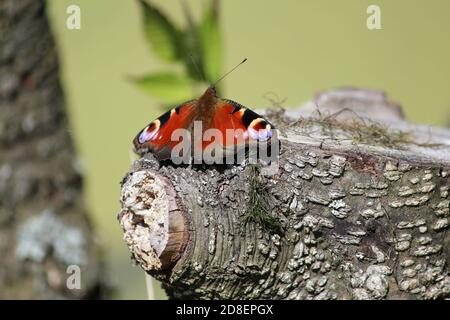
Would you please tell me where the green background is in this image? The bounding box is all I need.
[47,0,450,299]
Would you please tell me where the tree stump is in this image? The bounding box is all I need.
[118,88,450,299]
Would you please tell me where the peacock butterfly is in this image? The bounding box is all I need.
[133,61,277,164]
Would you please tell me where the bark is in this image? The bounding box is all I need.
[0,0,107,298]
[119,88,450,300]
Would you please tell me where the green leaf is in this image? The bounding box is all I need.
[139,0,182,62]
[199,0,223,83]
[131,73,193,104]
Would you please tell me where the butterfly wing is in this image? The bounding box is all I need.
[133,100,196,160]
[208,99,275,155]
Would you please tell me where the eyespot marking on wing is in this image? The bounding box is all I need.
[138,120,161,143]
[248,119,272,141]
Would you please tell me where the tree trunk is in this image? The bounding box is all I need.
[119,88,450,300]
[0,0,107,298]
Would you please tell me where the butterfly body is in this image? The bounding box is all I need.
[133,86,275,162]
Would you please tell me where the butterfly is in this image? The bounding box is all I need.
[133,60,276,163]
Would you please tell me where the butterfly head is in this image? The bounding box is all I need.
[197,85,219,109]
[207,85,217,96]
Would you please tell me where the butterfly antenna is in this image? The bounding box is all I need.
[189,53,205,82]
[213,58,247,87]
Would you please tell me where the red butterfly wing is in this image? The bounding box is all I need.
[133,100,196,160]
[209,99,274,152]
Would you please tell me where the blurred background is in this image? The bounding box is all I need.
[45,0,450,299]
